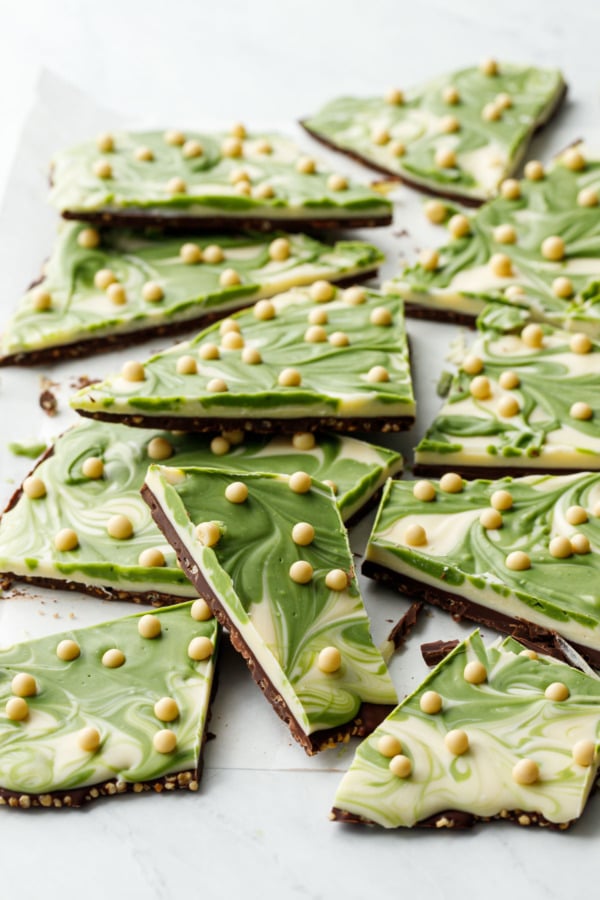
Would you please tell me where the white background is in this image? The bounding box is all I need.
[1,2,600,899]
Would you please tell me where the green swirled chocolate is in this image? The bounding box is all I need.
[70,287,415,429]
[144,466,397,737]
[0,418,401,599]
[366,472,600,657]
[303,64,565,202]
[416,321,600,470]
[0,222,383,362]
[0,602,218,802]
[332,631,600,828]
[388,143,600,330]
[49,130,391,223]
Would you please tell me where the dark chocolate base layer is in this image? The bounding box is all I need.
[142,483,394,755]
[76,410,415,435]
[330,805,571,831]
[62,210,392,232]
[0,268,379,368]
[403,302,477,327]
[362,559,600,668]
[0,572,190,607]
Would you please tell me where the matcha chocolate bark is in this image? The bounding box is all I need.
[49,129,392,229]
[415,321,600,474]
[387,142,600,328]
[0,223,383,365]
[142,466,398,753]
[69,285,415,433]
[0,418,401,603]
[0,601,218,808]
[332,631,600,828]
[302,62,565,203]
[364,472,600,665]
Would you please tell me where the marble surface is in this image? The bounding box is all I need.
[0,2,599,898]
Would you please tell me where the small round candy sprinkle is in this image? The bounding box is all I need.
[435,147,456,169]
[572,739,596,767]
[292,432,316,451]
[292,523,315,546]
[188,637,214,661]
[180,242,203,264]
[221,137,243,158]
[404,524,427,546]
[327,174,348,191]
[199,342,220,360]
[549,536,572,559]
[107,283,127,305]
[521,323,544,348]
[325,569,349,591]
[121,360,145,382]
[493,224,517,244]
[520,649,538,660]
[571,533,590,554]
[343,286,366,305]
[230,122,247,139]
[463,660,487,684]
[96,132,114,152]
[203,245,225,264]
[439,472,463,493]
[11,673,37,698]
[371,126,390,145]
[389,755,412,778]
[366,366,390,383]
[167,177,187,194]
[135,146,154,162]
[93,159,112,179]
[552,276,574,299]
[78,726,101,752]
[489,253,512,278]
[289,472,311,494]
[512,758,539,785]
[138,548,166,567]
[370,306,393,326]
[102,649,125,668]
[570,333,592,354]
[480,57,498,76]
[56,639,80,661]
[541,235,565,261]
[305,325,327,343]
[207,378,229,393]
[470,375,491,400]
[78,228,100,249]
[495,92,512,109]
[491,489,513,510]
[225,482,248,504]
[413,480,436,502]
[445,729,469,756]
[544,682,569,702]
[308,308,328,325]
[6,698,29,721]
[54,528,79,552]
[176,355,198,375]
[278,368,302,387]
[524,160,544,181]
[505,551,531,571]
[182,139,203,159]
[448,214,470,238]
[566,505,588,526]
[154,730,177,754]
[138,614,162,639]
[191,599,213,621]
[154,697,179,722]
[480,508,502,530]
[442,85,460,104]
[23,476,46,499]
[32,288,52,311]
[418,248,439,271]
[164,130,185,146]
[221,331,244,350]
[147,437,173,460]
[424,200,447,224]
[310,280,334,303]
[440,115,460,134]
[195,521,222,547]
[420,691,442,714]
[505,285,525,301]
[318,647,341,674]
[220,268,241,288]
[500,179,521,200]
[142,281,164,303]
[94,268,116,290]
[482,102,502,122]
[385,87,404,105]
[462,354,483,375]
[242,347,262,365]
[210,436,230,456]
[499,371,520,390]
[577,187,599,208]
[268,238,290,261]
[378,734,402,757]
[107,515,133,540]
[296,156,316,174]
[329,331,349,347]
[289,561,313,584]
[563,147,586,171]
[221,429,244,445]
[497,395,520,417]
[570,401,593,420]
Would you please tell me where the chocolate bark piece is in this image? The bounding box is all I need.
[70,286,416,434]
[387,142,600,329]
[0,418,401,603]
[0,602,218,808]
[364,472,600,666]
[142,466,398,754]
[0,224,384,366]
[302,63,566,204]
[49,130,391,228]
[415,320,600,475]
[331,630,600,829]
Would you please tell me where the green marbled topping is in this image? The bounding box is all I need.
[388,143,600,331]
[0,601,218,795]
[303,64,565,201]
[366,472,600,654]
[70,287,415,425]
[416,322,600,468]
[0,418,401,596]
[333,631,600,828]
[49,130,391,219]
[1,222,384,359]
[144,466,397,735]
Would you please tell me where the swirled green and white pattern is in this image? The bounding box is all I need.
[367,472,600,655]
[144,466,397,735]
[0,602,218,796]
[70,288,415,425]
[333,631,600,828]
[49,130,391,221]
[388,143,600,332]
[303,64,564,202]
[416,322,600,469]
[0,222,383,360]
[0,418,401,596]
